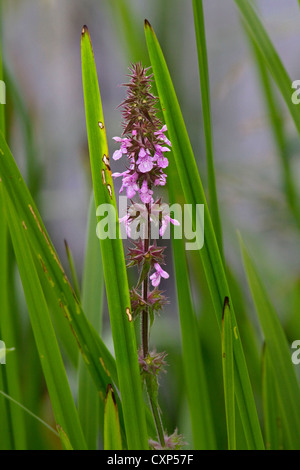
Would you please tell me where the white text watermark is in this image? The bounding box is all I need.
[95,197,204,251]
[0,340,6,365]
[0,80,5,105]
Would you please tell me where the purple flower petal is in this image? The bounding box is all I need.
[138,159,153,173]
[157,156,169,169]
[112,149,123,160]
[139,147,147,158]
[154,263,169,279]
[150,271,160,287]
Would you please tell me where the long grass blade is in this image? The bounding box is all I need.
[192,0,223,258]
[243,28,300,229]
[0,24,26,449]
[64,240,81,301]
[222,298,236,450]
[261,344,282,450]
[3,187,87,450]
[37,263,79,368]
[78,194,104,449]
[0,131,121,415]
[3,65,42,200]
[104,385,123,450]
[239,234,300,449]
[81,25,148,450]
[144,21,264,450]
[0,390,59,439]
[168,165,216,449]
[234,0,300,137]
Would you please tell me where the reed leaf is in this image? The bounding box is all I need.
[239,235,300,449]
[81,25,148,449]
[144,20,264,450]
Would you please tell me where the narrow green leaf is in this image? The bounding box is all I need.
[64,239,81,301]
[104,385,123,450]
[36,262,79,369]
[168,166,216,450]
[0,23,26,449]
[81,25,148,450]
[192,0,223,258]
[239,234,300,449]
[234,0,300,137]
[78,194,104,449]
[57,426,73,451]
[0,131,120,417]
[144,21,264,450]
[104,0,146,63]
[3,187,87,450]
[3,64,42,200]
[0,390,59,439]
[261,344,282,450]
[222,298,236,450]
[243,24,300,228]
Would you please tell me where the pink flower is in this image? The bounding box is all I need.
[139,179,153,204]
[136,148,154,173]
[112,137,130,160]
[154,172,167,186]
[154,144,170,169]
[119,213,131,237]
[159,215,180,236]
[150,263,169,287]
[154,125,172,147]
[113,170,139,199]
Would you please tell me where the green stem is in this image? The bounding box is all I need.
[145,375,165,448]
[141,202,150,358]
[140,201,165,448]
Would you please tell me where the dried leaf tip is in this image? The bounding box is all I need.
[222,296,230,320]
[105,384,117,405]
[81,25,89,36]
[144,19,152,29]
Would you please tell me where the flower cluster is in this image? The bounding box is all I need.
[112,63,171,205]
[112,63,184,449]
[138,349,167,377]
[149,429,186,450]
[112,63,177,291]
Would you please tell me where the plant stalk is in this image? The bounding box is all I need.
[141,202,150,358]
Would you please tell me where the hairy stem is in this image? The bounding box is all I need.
[146,375,165,447]
[141,202,150,358]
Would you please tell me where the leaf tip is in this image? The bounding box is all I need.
[144,19,152,30]
[105,384,116,405]
[81,24,89,36]
[222,296,230,321]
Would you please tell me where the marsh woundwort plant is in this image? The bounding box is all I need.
[112,63,184,449]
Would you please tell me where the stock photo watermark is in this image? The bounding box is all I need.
[95,197,205,251]
[0,340,6,365]
[291,80,300,104]
[291,340,300,365]
[0,80,5,105]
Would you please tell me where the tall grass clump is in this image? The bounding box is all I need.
[0,0,299,450]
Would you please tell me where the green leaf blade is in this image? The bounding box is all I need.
[78,194,104,449]
[144,21,264,450]
[168,165,216,450]
[192,0,223,259]
[262,345,282,450]
[222,298,236,450]
[104,385,123,450]
[81,26,148,450]
[3,188,87,450]
[239,234,300,449]
[234,0,300,138]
